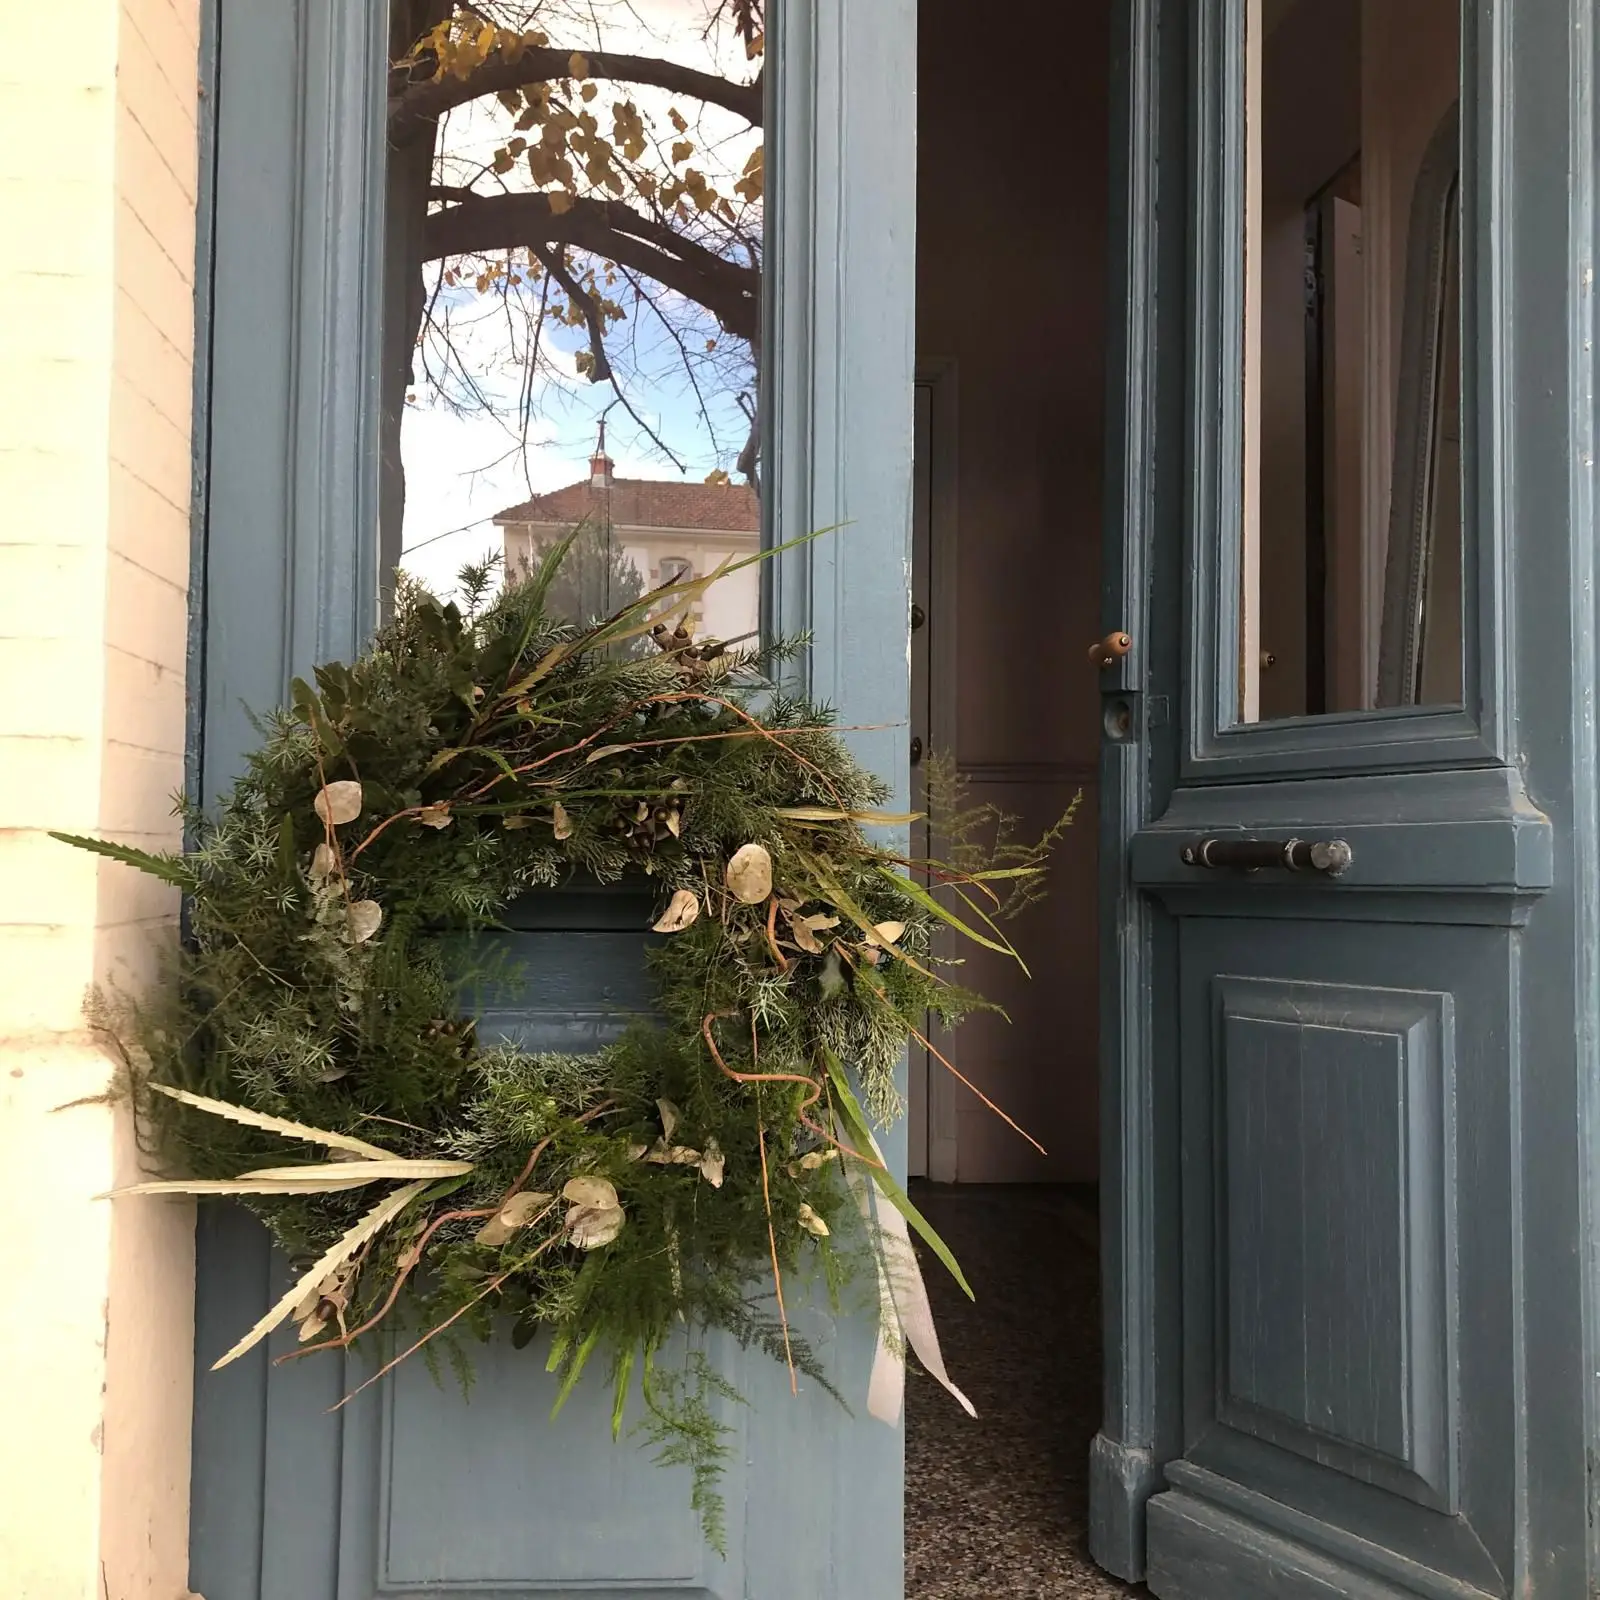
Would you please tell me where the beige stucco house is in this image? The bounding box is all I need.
[496,446,762,644]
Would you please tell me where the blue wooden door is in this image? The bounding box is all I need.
[1092,2,1598,1596]
[187,1,918,1593]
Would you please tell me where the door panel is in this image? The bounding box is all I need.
[359,1336,749,1593]
[1096,0,1597,1594]
[1205,969,1456,1507]
[191,0,917,1593]
[1173,919,1510,1595]
[192,895,881,1600]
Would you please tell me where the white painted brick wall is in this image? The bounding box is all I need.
[0,1,202,1593]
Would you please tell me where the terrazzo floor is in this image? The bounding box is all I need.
[904,1184,1148,1599]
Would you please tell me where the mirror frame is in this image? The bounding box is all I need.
[1376,100,1462,708]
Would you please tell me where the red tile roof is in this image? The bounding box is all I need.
[495,474,760,535]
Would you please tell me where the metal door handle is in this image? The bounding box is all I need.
[1180,837,1353,876]
[1090,631,1132,668]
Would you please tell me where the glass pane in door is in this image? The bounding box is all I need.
[1239,0,1461,722]
[379,1,768,646]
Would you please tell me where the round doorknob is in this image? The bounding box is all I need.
[1089,631,1132,668]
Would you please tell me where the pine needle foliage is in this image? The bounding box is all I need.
[62,554,1069,1545]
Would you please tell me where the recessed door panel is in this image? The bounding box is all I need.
[1170,916,1509,1597]
[1214,977,1452,1506]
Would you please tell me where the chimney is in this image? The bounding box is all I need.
[590,417,613,488]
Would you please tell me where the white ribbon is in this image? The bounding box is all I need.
[845,1129,976,1425]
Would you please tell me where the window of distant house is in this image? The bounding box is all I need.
[658,555,694,585]
[377,1,770,638]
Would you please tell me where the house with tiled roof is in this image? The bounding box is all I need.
[495,436,761,643]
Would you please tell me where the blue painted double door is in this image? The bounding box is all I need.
[188,0,1600,1595]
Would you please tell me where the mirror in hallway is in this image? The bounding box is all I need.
[1238,0,1463,721]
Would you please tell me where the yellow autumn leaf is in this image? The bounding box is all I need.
[569,51,590,79]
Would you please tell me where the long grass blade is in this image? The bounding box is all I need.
[101,1177,383,1198]
[876,866,1020,962]
[822,1051,975,1300]
[211,1180,432,1369]
[238,1159,476,1185]
[550,1325,604,1419]
[49,831,195,889]
[146,1084,394,1160]
[774,807,924,825]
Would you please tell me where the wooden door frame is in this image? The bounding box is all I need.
[1093,0,1600,1590]
[1090,0,1186,1575]
[910,359,961,1182]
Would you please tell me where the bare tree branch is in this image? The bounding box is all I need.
[618,261,721,451]
[424,189,760,342]
[390,46,764,149]
[530,242,613,381]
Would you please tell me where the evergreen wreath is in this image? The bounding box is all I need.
[59,540,1072,1545]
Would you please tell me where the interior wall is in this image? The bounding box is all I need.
[915,0,1110,1182]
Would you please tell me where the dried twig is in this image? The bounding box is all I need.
[756,1095,796,1395]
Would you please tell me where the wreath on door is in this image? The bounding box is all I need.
[58,540,1072,1547]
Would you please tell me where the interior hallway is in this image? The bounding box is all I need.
[906,1186,1147,1598]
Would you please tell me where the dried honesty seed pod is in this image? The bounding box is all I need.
[699,1139,725,1188]
[345,900,383,944]
[725,842,773,904]
[652,888,700,933]
[645,1143,703,1166]
[313,780,363,827]
[564,1181,626,1249]
[475,1189,553,1247]
[657,1099,681,1141]
[797,1202,831,1238]
[562,1175,618,1210]
[551,801,573,840]
[786,909,841,955]
[309,842,338,880]
[418,803,452,829]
